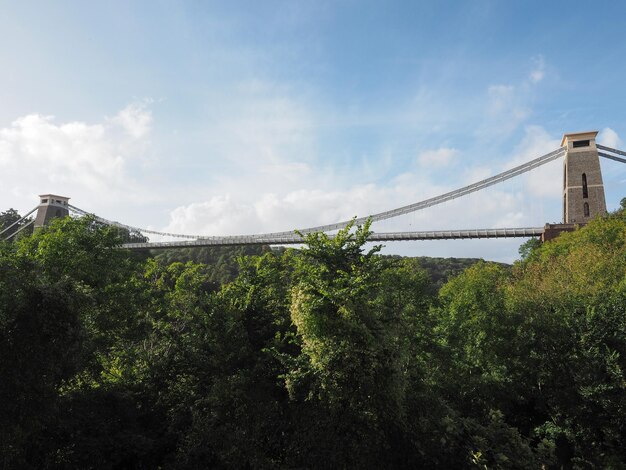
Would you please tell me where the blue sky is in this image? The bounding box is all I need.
[1,0,625,261]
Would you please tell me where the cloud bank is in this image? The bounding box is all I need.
[0,103,153,208]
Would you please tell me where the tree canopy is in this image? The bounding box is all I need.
[2,207,626,468]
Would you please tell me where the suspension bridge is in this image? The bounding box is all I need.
[2,131,626,249]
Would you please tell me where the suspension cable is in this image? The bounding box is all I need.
[71,146,566,240]
[68,205,201,240]
[597,144,626,159]
[0,206,39,238]
[2,219,35,241]
[229,146,565,237]
[292,146,566,234]
[598,151,626,165]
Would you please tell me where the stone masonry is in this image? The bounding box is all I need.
[562,131,607,224]
[34,194,70,228]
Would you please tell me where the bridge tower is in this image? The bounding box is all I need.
[561,131,606,224]
[34,194,70,228]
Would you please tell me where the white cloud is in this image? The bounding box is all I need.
[0,102,154,212]
[479,56,548,139]
[483,84,531,136]
[461,166,493,185]
[417,147,458,167]
[529,69,544,84]
[165,184,393,236]
[529,55,546,84]
[167,195,257,236]
[487,85,516,114]
[210,86,316,171]
[505,125,563,199]
[109,102,153,139]
[597,127,622,149]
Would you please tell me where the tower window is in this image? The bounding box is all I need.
[573,140,590,148]
[582,173,588,199]
[584,202,590,217]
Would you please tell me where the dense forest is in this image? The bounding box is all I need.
[1,203,626,469]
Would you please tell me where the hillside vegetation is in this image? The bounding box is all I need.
[151,246,482,291]
[1,205,626,469]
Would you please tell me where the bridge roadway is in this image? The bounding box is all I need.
[121,227,545,249]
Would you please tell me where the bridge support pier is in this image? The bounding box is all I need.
[34,194,70,228]
[540,131,609,243]
[561,131,607,224]
[540,223,580,243]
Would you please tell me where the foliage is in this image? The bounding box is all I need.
[398,255,488,293]
[2,207,626,468]
[433,208,626,467]
[154,245,274,285]
[517,237,541,262]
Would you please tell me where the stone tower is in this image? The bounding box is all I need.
[34,194,70,228]
[561,131,607,224]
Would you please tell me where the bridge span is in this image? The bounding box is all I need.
[4,132,626,248]
[120,227,546,250]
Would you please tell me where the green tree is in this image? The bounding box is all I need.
[283,221,433,467]
[0,240,85,467]
[505,211,626,467]
[2,203,625,468]
[433,261,555,468]
[0,215,170,467]
[517,237,541,262]
[436,262,513,412]
[130,253,295,468]
[433,207,626,468]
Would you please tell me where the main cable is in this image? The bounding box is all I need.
[71,146,566,240]
[597,144,626,159]
[2,218,34,242]
[598,151,626,165]
[0,206,39,238]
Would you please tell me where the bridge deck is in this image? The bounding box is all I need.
[122,227,545,250]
